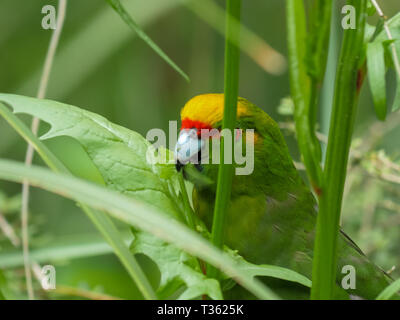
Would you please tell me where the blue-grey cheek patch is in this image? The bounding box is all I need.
[174,129,204,164]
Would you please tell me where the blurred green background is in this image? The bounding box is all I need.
[0,0,399,299]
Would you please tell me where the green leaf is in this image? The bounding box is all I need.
[0,93,277,299]
[374,13,400,113]
[105,0,189,82]
[231,255,312,288]
[0,101,157,300]
[367,41,387,120]
[376,277,400,300]
[130,230,222,300]
[384,39,400,112]
[0,93,181,220]
[0,159,278,300]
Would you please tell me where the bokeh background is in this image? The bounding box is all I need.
[0,0,399,299]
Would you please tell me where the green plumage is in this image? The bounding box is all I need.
[183,97,394,299]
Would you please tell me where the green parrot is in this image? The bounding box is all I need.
[174,93,395,299]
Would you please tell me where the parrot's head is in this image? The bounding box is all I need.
[174,93,302,200]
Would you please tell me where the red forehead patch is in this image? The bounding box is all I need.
[181,118,213,133]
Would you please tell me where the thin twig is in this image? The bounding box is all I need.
[379,172,400,184]
[379,154,400,172]
[381,199,400,213]
[0,210,20,246]
[21,0,67,300]
[53,285,123,300]
[31,262,47,290]
[370,0,400,79]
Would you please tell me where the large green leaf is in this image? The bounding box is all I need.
[0,101,157,299]
[0,159,277,300]
[0,93,180,219]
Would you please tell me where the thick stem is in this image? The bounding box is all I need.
[311,0,368,299]
[208,0,241,279]
[286,0,332,192]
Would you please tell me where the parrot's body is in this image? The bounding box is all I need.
[175,94,393,299]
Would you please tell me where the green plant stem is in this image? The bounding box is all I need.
[286,0,324,191]
[306,1,333,82]
[208,0,241,279]
[0,103,157,300]
[178,173,195,230]
[306,1,333,147]
[311,0,368,300]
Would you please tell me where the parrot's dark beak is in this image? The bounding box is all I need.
[174,129,204,172]
[175,160,184,172]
